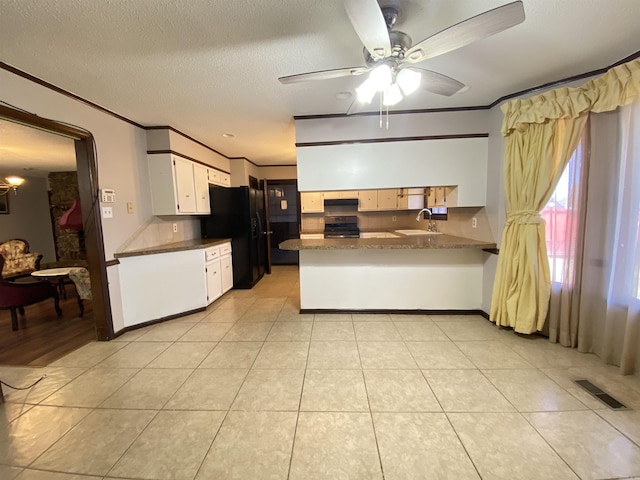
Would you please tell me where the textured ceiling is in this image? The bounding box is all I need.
[0,0,639,166]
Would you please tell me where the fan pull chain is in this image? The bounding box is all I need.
[379,93,383,129]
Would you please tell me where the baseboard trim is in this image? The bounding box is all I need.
[300,308,489,316]
[112,307,206,338]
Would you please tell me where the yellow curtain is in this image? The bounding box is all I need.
[491,59,640,334]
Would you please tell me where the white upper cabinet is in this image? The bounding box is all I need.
[174,156,197,213]
[358,190,377,211]
[194,163,211,214]
[148,153,212,215]
[207,167,231,187]
[377,189,398,210]
[301,192,324,213]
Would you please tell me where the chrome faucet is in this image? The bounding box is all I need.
[415,208,437,232]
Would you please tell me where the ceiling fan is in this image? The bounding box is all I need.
[279,0,525,112]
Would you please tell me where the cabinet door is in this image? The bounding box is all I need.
[206,259,222,304]
[358,190,377,211]
[208,168,220,185]
[174,156,197,213]
[301,192,324,213]
[221,255,233,293]
[194,164,210,213]
[220,173,231,186]
[377,189,398,210]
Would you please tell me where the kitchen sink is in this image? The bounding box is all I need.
[360,232,400,239]
[394,229,443,236]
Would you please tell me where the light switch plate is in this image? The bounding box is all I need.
[102,206,113,219]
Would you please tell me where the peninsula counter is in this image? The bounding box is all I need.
[280,234,495,312]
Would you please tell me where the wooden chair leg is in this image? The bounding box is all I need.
[18,306,24,316]
[77,296,84,318]
[10,307,18,331]
[53,290,62,317]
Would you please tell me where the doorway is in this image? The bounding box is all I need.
[0,104,112,365]
[265,179,300,265]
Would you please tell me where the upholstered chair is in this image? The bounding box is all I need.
[68,267,92,317]
[0,239,42,279]
[0,257,62,331]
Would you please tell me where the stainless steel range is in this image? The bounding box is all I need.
[323,215,360,238]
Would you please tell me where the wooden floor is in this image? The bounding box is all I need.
[0,292,96,367]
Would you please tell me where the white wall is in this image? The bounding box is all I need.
[2,68,160,336]
[231,159,298,186]
[1,69,151,261]
[261,165,297,180]
[295,110,489,196]
[295,110,489,143]
[0,174,56,262]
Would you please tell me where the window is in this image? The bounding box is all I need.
[541,143,585,283]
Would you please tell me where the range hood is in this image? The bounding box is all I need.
[323,198,358,207]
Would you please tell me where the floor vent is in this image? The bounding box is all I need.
[574,379,628,410]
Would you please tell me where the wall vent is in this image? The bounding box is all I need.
[574,379,628,410]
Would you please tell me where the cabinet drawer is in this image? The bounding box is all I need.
[220,243,232,256]
[205,247,220,262]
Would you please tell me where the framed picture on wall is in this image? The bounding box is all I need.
[0,194,9,214]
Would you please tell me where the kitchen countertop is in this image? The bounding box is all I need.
[114,238,232,259]
[280,234,496,250]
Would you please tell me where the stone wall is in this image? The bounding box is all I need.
[48,172,86,262]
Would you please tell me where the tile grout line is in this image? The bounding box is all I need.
[191,304,273,480]
[285,297,312,480]
[354,318,387,480]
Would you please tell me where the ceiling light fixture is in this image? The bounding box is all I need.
[356,64,422,106]
[0,176,25,196]
[222,133,236,139]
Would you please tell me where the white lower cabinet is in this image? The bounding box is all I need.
[206,258,222,305]
[221,254,233,293]
[205,242,232,304]
[220,242,233,294]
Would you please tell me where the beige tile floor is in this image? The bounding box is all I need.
[2,265,640,479]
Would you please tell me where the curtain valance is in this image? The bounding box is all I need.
[501,59,640,135]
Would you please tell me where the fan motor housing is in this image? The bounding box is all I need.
[363,30,412,67]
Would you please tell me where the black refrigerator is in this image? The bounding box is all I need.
[201,185,267,289]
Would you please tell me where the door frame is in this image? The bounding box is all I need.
[0,104,114,340]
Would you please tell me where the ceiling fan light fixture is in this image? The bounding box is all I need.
[368,64,392,91]
[356,78,377,104]
[397,68,421,95]
[383,83,403,106]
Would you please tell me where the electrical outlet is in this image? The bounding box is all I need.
[101,206,113,219]
[471,217,477,228]
[392,216,397,222]
[127,202,134,214]
[173,223,178,233]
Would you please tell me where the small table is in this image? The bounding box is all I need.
[31,267,76,299]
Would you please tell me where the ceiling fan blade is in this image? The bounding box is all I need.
[404,1,525,64]
[344,0,391,61]
[407,67,466,96]
[278,67,368,84]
